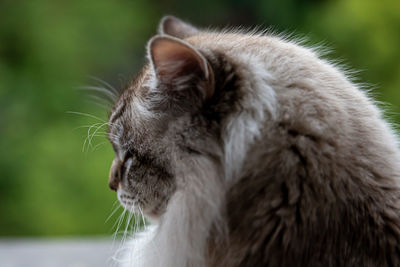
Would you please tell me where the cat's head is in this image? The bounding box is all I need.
[106,17,236,220]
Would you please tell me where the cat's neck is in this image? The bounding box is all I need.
[124,156,226,267]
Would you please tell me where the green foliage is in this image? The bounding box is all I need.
[0,0,399,236]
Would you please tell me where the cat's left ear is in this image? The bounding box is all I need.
[158,16,199,39]
[148,35,214,100]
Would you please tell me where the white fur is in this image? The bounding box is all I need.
[120,157,225,267]
[223,53,277,181]
[119,225,158,267]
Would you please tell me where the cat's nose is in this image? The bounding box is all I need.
[108,159,122,191]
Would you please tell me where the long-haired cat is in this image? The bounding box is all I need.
[106,16,400,266]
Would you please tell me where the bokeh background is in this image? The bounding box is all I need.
[1,0,399,237]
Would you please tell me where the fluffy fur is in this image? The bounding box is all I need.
[107,16,400,267]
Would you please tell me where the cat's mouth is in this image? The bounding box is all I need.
[117,189,139,212]
[116,187,166,222]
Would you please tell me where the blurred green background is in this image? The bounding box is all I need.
[0,0,399,236]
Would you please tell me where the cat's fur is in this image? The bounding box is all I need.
[107,16,400,267]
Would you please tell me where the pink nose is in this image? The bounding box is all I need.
[108,159,122,191]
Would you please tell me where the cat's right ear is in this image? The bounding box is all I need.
[158,16,199,39]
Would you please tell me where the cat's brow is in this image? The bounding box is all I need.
[109,101,127,123]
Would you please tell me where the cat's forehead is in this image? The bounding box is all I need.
[128,65,152,95]
[107,68,155,147]
[109,65,152,120]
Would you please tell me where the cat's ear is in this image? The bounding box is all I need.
[148,35,214,99]
[158,16,199,39]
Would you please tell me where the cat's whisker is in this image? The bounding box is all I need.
[138,206,147,230]
[111,199,119,209]
[85,132,119,140]
[112,207,127,242]
[87,94,114,109]
[129,208,137,234]
[130,206,136,232]
[85,125,101,152]
[112,208,127,249]
[67,111,119,153]
[138,206,160,259]
[89,75,120,96]
[92,131,119,139]
[111,212,123,239]
[83,135,109,150]
[121,207,134,245]
[105,202,122,224]
[133,210,139,234]
[86,122,111,151]
[89,134,108,139]
[83,122,102,151]
[73,123,119,149]
[116,206,135,263]
[113,230,134,235]
[72,122,104,132]
[89,122,111,140]
[66,111,106,122]
[79,85,117,103]
[128,210,140,262]
[85,122,110,152]
[83,122,102,152]
[130,211,136,239]
[91,141,107,152]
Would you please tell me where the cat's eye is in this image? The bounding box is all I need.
[124,150,135,163]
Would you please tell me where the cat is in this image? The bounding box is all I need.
[106,16,400,267]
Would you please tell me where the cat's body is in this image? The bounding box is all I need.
[107,16,400,267]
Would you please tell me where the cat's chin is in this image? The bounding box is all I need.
[117,188,139,212]
[117,188,162,223]
[143,212,161,223]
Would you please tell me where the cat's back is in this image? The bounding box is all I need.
[187,32,400,267]
[187,30,400,180]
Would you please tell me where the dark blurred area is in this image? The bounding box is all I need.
[0,0,399,236]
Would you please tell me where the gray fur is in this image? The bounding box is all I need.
[107,16,400,266]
